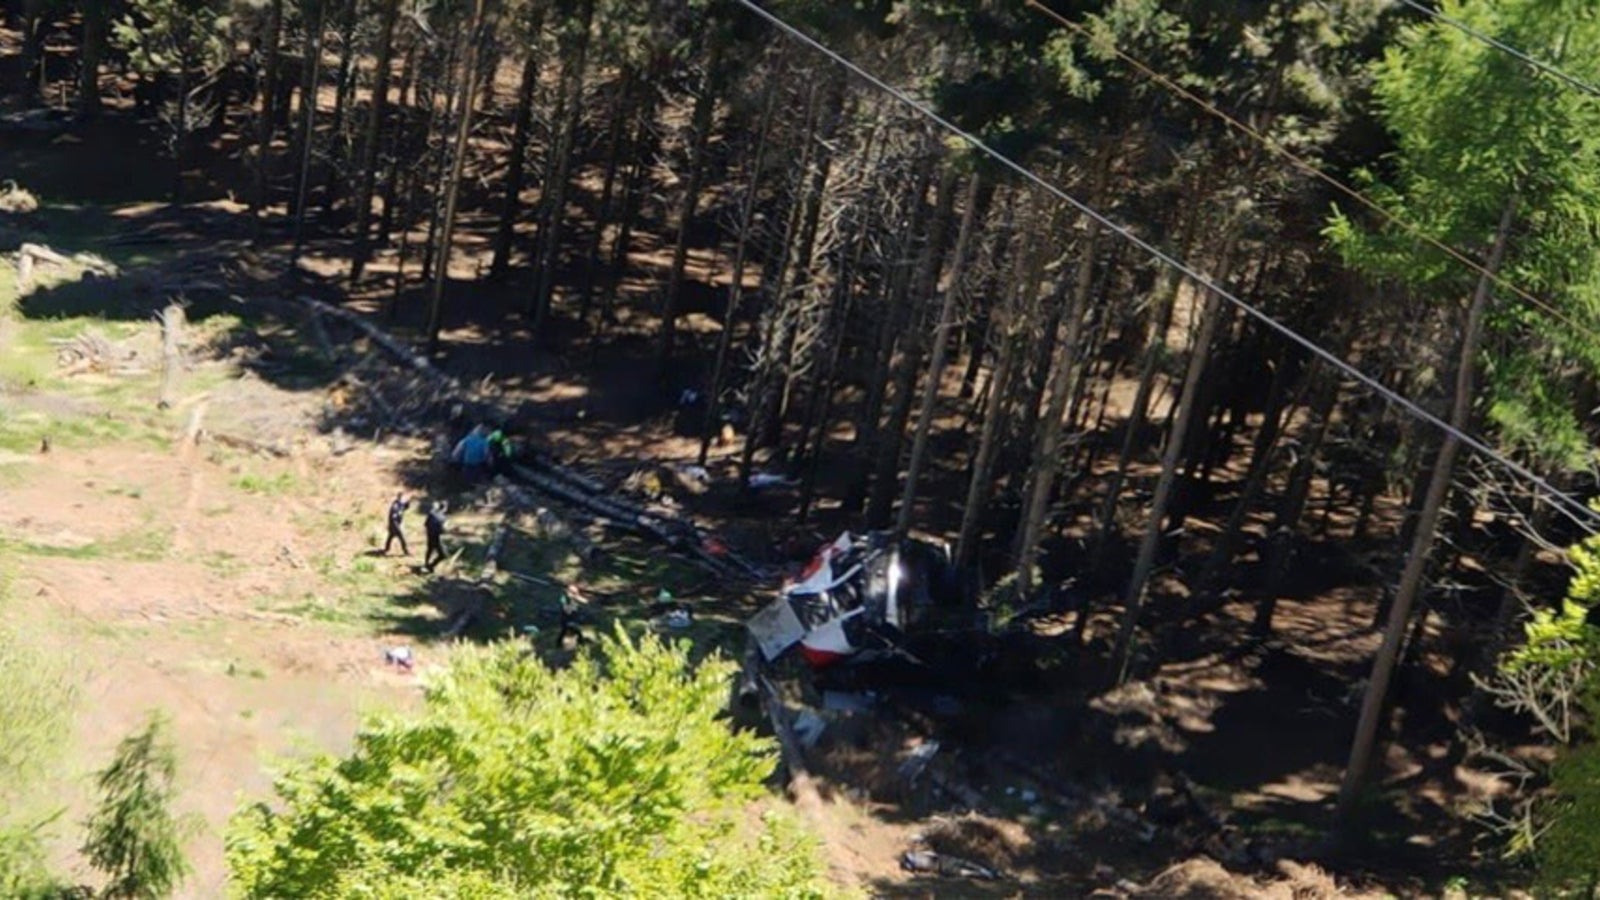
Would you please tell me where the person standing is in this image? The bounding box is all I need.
[424,502,448,572]
[383,492,410,556]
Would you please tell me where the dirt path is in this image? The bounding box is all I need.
[2,420,433,895]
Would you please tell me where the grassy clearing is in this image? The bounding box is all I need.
[232,469,299,496]
[0,517,172,563]
[0,405,168,454]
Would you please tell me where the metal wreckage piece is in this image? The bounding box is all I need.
[748,531,958,668]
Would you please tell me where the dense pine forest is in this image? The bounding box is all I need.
[5,0,1600,896]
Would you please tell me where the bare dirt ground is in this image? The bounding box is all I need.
[0,343,436,894]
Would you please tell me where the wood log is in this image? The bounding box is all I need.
[181,401,207,450]
[299,295,460,388]
[158,303,185,410]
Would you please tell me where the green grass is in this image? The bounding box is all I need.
[204,551,246,578]
[270,592,364,627]
[0,521,171,563]
[0,407,167,455]
[233,470,299,496]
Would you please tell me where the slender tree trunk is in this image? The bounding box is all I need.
[737,84,826,483]
[78,0,106,117]
[419,39,462,286]
[1336,197,1517,830]
[252,0,286,231]
[1090,263,1183,570]
[475,32,500,112]
[700,76,778,466]
[171,71,190,204]
[1013,241,1102,592]
[424,0,489,355]
[1253,365,1338,636]
[1110,229,1238,686]
[577,67,633,311]
[320,0,360,215]
[658,52,723,365]
[290,0,328,269]
[19,0,45,105]
[1461,488,1555,718]
[530,0,595,330]
[387,165,423,320]
[895,173,985,537]
[1197,348,1295,590]
[954,222,1044,569]
[350,0,400,282]
[796,274,858,523]
[843,153,936,513]
[600,86,658,321]
[1013,154,1113,591]
[866,163,962,527]
[489,48,542,280]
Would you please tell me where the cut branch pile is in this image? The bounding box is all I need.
[50,330,140,376]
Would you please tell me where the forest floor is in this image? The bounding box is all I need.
[0,90,1535,898]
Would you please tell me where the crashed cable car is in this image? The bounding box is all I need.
[748,531,955,668]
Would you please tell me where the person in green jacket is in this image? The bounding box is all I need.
[488,427,515,474]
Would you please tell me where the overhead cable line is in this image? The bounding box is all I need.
[729,0,1600,535]
[1392,0,1600,101]
[1024,0,1600,352]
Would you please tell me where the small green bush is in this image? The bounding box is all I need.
[227,629,834,899]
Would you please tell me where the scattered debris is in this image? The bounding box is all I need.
[652,608,692,630]
[383,646,414,670]
[821,691,876,713]
[748,471,799,490]
[897,740,940,782]
[791,709,827,749]
[0,180,39,213]
[899,849,1000,881]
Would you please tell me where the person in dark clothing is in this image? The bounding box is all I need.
[384,493,411,556]
[424,502,448,572]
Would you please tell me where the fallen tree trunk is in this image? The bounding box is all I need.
[299,295,460,388]
[306,308,337,362]
[17,241,74,289]
[758,675,823,808]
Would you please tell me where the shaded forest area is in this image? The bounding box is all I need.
[7,0,1600,893]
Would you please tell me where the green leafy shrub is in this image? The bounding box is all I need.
[227,629,833,898]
